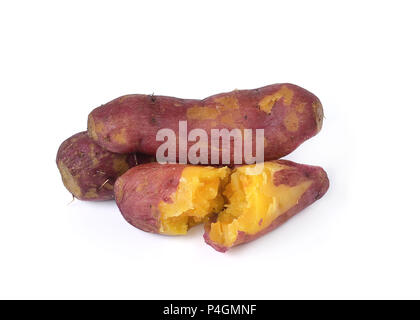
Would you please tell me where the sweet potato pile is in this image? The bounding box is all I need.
[57,83,329,252]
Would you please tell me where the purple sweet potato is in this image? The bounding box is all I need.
[114,160,328,252]
[88,83,323,164]
[204,160,329,252]
[114,163,230,234]
[56,131,154,201]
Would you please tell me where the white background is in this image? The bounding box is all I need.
[0,0,419,299]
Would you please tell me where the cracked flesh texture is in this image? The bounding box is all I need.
[204,160,329,252]
[114,163,230,234]
[114,160,329,252]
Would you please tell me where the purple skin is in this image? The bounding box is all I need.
[56,131,153,201]
[203,160,329,252]
[114,163,186,233]
[88,83,323,164]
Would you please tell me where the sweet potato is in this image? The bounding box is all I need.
[114,162,231,234]
[114,160,328,252]
[56,131,154,201]
[204,160,329,252]
[88,83,323,164]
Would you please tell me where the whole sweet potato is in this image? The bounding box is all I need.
[204,160,329,252]
[88,83,323,163]
[57,131,154,201]
[114,163,231,234]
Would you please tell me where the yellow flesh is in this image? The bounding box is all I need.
[208,162,312,247]
[158,166,231,235]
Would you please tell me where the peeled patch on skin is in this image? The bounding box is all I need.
[87,83,324,162]
[258,85,294,114]
[87,115,100,141]
[111,128,128,145]
[84,188,99,199]
[213,95,240,109]
[56,131,153,201]
[112,156,130,173]
[283,111,299,132]
[187,106,219,120]
[312,101,324,132]
[57,161,82,198]
[296,102,307,114]
[203,160,329,252]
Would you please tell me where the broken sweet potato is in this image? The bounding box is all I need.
[114,160,329,252]
[204,160,329,252]
[114,162,230,234]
